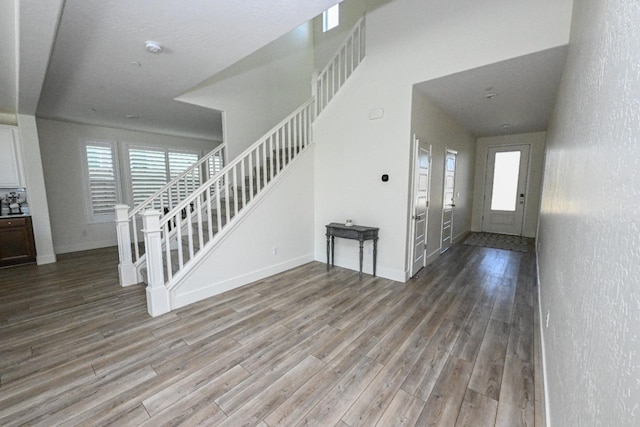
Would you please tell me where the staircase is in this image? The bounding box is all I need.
[115,144,226,286]
[116,16,366,316]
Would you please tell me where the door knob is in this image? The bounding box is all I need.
[413,215,421,220]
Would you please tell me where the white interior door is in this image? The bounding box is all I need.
[482,144,530,235]
[441,149,457,253]
[410,138,431,277]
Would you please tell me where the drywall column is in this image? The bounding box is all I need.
[17,114,56,264]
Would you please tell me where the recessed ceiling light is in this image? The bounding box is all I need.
[129,61,142,67]
[501,123,511,129]
[145,41,163,54]
[125,114,139,119]
[484,93,497,99]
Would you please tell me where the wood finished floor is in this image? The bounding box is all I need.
[0,244,544,426]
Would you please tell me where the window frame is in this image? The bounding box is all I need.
[125,144,201,209]
[322,3,340,32]
[81,139,122,224]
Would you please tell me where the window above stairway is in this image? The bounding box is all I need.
[323,3,340,32]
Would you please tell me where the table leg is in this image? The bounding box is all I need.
[373,238,378,277]
[359,239,364,280]
[326,233,330,271]
[331,236,335,266]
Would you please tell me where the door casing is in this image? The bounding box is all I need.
[481,144,530,235]
[440,149,457,253]
[408,136,431,277]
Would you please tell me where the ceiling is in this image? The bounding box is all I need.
[415,46,568,138]
[3,1,568,142]
[4,0,340,140]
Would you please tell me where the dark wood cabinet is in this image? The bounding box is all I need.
[0,216,36,267]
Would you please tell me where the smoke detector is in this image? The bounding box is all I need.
[145,41,163,54]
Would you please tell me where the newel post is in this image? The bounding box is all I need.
[115,204,138,286]
[142,210,170,317]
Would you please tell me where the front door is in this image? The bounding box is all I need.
[410,137,431,277]
[482,145,530,235]
[441,149,457,253]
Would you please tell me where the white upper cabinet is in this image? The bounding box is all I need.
[0,126,26,188]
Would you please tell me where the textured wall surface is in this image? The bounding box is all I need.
[538,1,640,425]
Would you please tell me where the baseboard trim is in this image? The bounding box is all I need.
[425,247,441,265]
[536,247,552,427]
[171,254,315,309]
[453,229,471,244]
[36,253,57,265]
[312,252,405,283]
[55,239,117,254]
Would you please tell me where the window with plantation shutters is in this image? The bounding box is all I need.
[128,147,199,208]
[129,148,167,207]
[83,141,120,223]
[169,151,199,206]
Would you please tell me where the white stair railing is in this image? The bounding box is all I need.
[129,16,367,315]
[129,144,226,258]
[116,143,225,285]
[316,16,366,114]
[140,100,315,309]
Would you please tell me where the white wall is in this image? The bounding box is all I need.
[37,118,218,254]
[177,23,315,161]
[472,132,546,238]
[172,146,315,308]
[411,89,475,266]
[313,0,572,282]
[537,1,640,426]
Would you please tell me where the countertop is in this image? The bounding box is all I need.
[0,213,31,219]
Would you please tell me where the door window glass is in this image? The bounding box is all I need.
[491,151,521,211]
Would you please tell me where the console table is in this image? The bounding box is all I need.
[325,222,379,280]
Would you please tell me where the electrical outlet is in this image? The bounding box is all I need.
[272,246,278,255]
[545,311,550,328]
